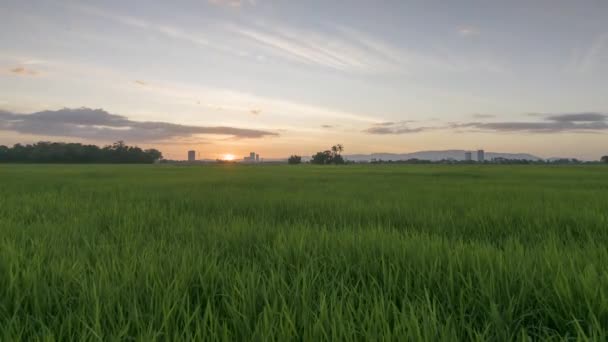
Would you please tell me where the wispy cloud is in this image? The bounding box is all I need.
[0,107,278,141]
[9,66,39,76]
[231,27,365,72]
[69,3,238,55]
[74,4,150,29]
[230,24,436,74]
[208,0,255,8]
[364,121,434,134]
[69,3,503,75]
[454,112,608,133]
[458,26,480,37]
[569,32,608,73]
[1,51,379,126]
[364,112,608,135]
[129,80,379,123]
[471,113,495,119]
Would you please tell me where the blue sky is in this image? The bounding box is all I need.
[1,0,607,159]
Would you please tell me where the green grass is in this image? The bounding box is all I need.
[1,164,607,340]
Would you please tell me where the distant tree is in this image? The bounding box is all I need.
[601,155,608,163]
[0,141,162,163]
[311,144,345,165]
[331,145,338,155]
[288,155,302,164]
[330,144,344,157]
[311,150,333,164]
[145,149,163,162]
[333,154,345,164]
[0,145,8,162]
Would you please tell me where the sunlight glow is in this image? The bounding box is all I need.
[223,154,235,161]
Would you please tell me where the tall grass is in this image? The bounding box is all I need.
[0,164,607,340]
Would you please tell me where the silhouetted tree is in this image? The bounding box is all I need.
[288,155,302,164]
[601,155,608,163]
[0,141,163,163]
[311,150,332,164]
[333,154,345,164]
[0,145,8,162]
[311,144,345,165]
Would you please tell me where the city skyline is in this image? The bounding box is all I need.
[2,1,608,160]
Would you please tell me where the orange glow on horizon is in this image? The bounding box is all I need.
[222,154,235,161]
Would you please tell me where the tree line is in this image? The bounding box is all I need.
[0,141,162,163]
[287,145,608,165]
[289,144,345,165]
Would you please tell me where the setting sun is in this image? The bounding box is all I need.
[222,154,235,161]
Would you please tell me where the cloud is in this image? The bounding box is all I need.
[230,24,479,74]
[0,107,278,142]
[471,114,495,119]
[364,121,432,134]
[232,27,361,72]
[321,124,334,128]
[9,66,39,76]
[134,80,147,86]
[208,0,255,8]
[70,4,237,55]
[458,26,480,37]
[364,112,608,135]
[70,3,502,75]
[454,112,608,133]
[546,112,607,122]
[570,32,608,73]
[250,109,261,115]
[130,80,378,123]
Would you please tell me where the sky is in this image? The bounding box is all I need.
[1,0,608,160]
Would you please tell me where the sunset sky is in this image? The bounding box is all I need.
[1,0,608,160]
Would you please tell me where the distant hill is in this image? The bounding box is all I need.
[193,150,544,163]
[342,150,542,162]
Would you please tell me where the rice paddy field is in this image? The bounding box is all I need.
[1,164,607,341]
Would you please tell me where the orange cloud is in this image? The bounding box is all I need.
[10,66,39,76]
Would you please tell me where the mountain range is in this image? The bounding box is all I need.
[249,150,543,162]
[341,150,542,162]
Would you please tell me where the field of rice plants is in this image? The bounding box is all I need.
[0,164,607,340]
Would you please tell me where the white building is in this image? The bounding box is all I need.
[243,152,260,163]
[477,150,485,162]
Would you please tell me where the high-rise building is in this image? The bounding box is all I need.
[188,150,196,162]
[465,152,472,161]
[477,149,485,162]
[244,152,259,162]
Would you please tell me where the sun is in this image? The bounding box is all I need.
[223,154,235,161]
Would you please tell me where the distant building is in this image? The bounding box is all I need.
[465,151,472,161]
[477,149,485,162]
[243,152,260,163]
[188,150,196,162]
